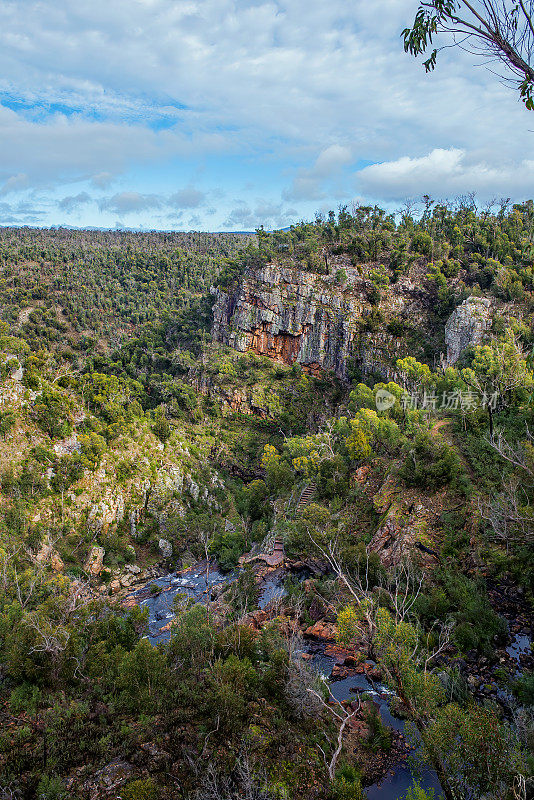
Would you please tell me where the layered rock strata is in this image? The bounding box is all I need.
[212,263,429,381]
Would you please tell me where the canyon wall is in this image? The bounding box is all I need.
[212,262,432,381]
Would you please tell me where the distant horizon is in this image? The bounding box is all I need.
[0,223,259,235]
[2,194,534,237]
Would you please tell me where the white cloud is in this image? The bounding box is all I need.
[0,198,46,224]
[357,148,534,201]
[0,0,533,227]
[96,187,208,217]
[314,146,353,177]
[284,144,353,201]
[91,172,115,189]
[0,172,29,195]
[169,187,206,208]
[224,200,297,230]
[0,0,528,159]
[58,191,93,212]
[0,104,173,186]
[99,191,163,215]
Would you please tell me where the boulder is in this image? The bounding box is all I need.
[35,541,64,572]
[304,621,336,641]
[85,545,105,576]
[158,538,173,559]
[71,758,133,799]
[50,552,65,572]
[110,579,121,594]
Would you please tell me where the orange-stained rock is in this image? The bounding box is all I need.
[35,541,64,572]
[354,465,371,485]
[211,262,431,384]
[304,621,336,640]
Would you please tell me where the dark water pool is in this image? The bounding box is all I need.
[304,644,443,798]
[506,633,532,673]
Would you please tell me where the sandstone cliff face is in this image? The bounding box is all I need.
[212,263,430,381]
[212,263,359,379]
[445,296,492,364]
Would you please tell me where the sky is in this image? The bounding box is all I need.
[0,0,533,231]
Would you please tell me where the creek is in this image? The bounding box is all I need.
[129,563,445,799]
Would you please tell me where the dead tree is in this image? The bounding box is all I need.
[307,688,361,782]
[482,428,534,548]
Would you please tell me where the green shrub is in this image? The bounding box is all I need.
[402,782,436,800]
[512,671,534,706]
[332,763,363,799]
[0,410,16,438]
[415,572,506,654]
[398,433,461,489]
[362,702,392,753]
[120,778,161,800]
[80,432,106,470]
[410,231,433,257]
[152,409,171,443]
[36,776,67,800]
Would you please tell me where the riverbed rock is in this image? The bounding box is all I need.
[304,621,336,640]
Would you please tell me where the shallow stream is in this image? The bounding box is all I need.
[129,564,444,799]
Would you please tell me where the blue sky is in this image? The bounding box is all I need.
[0,0,533,231]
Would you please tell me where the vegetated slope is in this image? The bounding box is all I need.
[0,227,255,354]
[0,201,532,800]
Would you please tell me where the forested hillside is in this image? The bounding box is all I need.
[0,201,532,800]
[0,227,254,353]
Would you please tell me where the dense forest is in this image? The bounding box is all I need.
[0,200,532,800]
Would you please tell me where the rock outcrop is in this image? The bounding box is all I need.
[35,540,64,572]
[158,538,173,559]
[85,545,105,576]
[445,296,492,364]
[87,494,125,534]
[367,472,439,569]
[212,264,361,379]
[212,264,429,381]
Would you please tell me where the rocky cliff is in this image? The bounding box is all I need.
[212,261,432,381]
[444,296,492,364]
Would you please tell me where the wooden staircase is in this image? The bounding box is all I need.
[295,483,316,515]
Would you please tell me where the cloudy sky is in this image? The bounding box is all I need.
[0,0,533,230]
